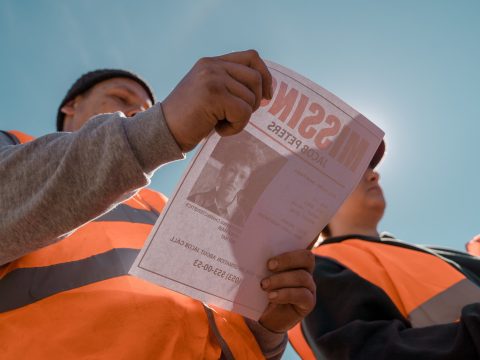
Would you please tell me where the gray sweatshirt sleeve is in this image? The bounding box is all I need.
[0,102,184,265]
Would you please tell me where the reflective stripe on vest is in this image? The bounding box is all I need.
[313,239,480,327]
[0,248,138,312]
[0,131,264,359]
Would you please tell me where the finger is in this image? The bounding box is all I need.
[215,118,248,136]
[224,73,257,109]
[267,249,315,274]
[215,94,253,136]
[261,269,315,294]
[266,287,316,314]
[216,49,272,99]
[223,61,262,110]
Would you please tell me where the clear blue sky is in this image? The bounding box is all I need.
[1,2,479,258]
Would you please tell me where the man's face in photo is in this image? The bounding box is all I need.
[217,163,252,200]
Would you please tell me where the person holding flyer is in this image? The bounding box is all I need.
[0,50,315,359]
[289,141,480,360]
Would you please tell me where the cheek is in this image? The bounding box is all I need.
[69,108,98,130]
[98,99,124,114]
[87,98,127,117]
[336,189,366,216]
[338,197,359,214]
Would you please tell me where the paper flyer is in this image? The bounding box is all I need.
[130,61,384,320]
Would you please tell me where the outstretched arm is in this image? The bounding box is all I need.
[0,105,182,265]
[0,49,273,265]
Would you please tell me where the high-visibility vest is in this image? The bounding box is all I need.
[288,237,480,359]
[2,130,35,144]
[0,131,264,360]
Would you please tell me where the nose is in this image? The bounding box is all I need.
[365,168,380,183]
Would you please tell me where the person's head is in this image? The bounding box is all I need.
[57,69,155,132]
[321,140,386,238]
[217,156,256,202]
[466,234,480,256]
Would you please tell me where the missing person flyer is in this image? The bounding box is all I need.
[130,61,384,320]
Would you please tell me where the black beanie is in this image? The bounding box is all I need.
[56,69,156,131]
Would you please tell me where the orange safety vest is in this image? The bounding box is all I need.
[288,237,480,359]
[0,131,264,360]
[2,130,35,144]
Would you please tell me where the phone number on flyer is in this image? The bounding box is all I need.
[193,259,241,284]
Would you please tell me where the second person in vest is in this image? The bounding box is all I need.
[288,141,480,359]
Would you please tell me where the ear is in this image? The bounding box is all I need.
[60,99,76,117]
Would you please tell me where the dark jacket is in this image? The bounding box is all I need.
[290,234,480,360]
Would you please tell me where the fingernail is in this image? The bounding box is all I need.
[268,259,278,271]
[268,291,278,300]
[261,279,270,289]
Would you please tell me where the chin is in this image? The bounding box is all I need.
[367,199,386,213]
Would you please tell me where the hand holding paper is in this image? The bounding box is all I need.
[259,249,316,332]
[130,59,384,320]
[162,49,273,152]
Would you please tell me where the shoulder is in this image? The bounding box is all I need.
[0,130,20,146]
[1,130,35,144]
